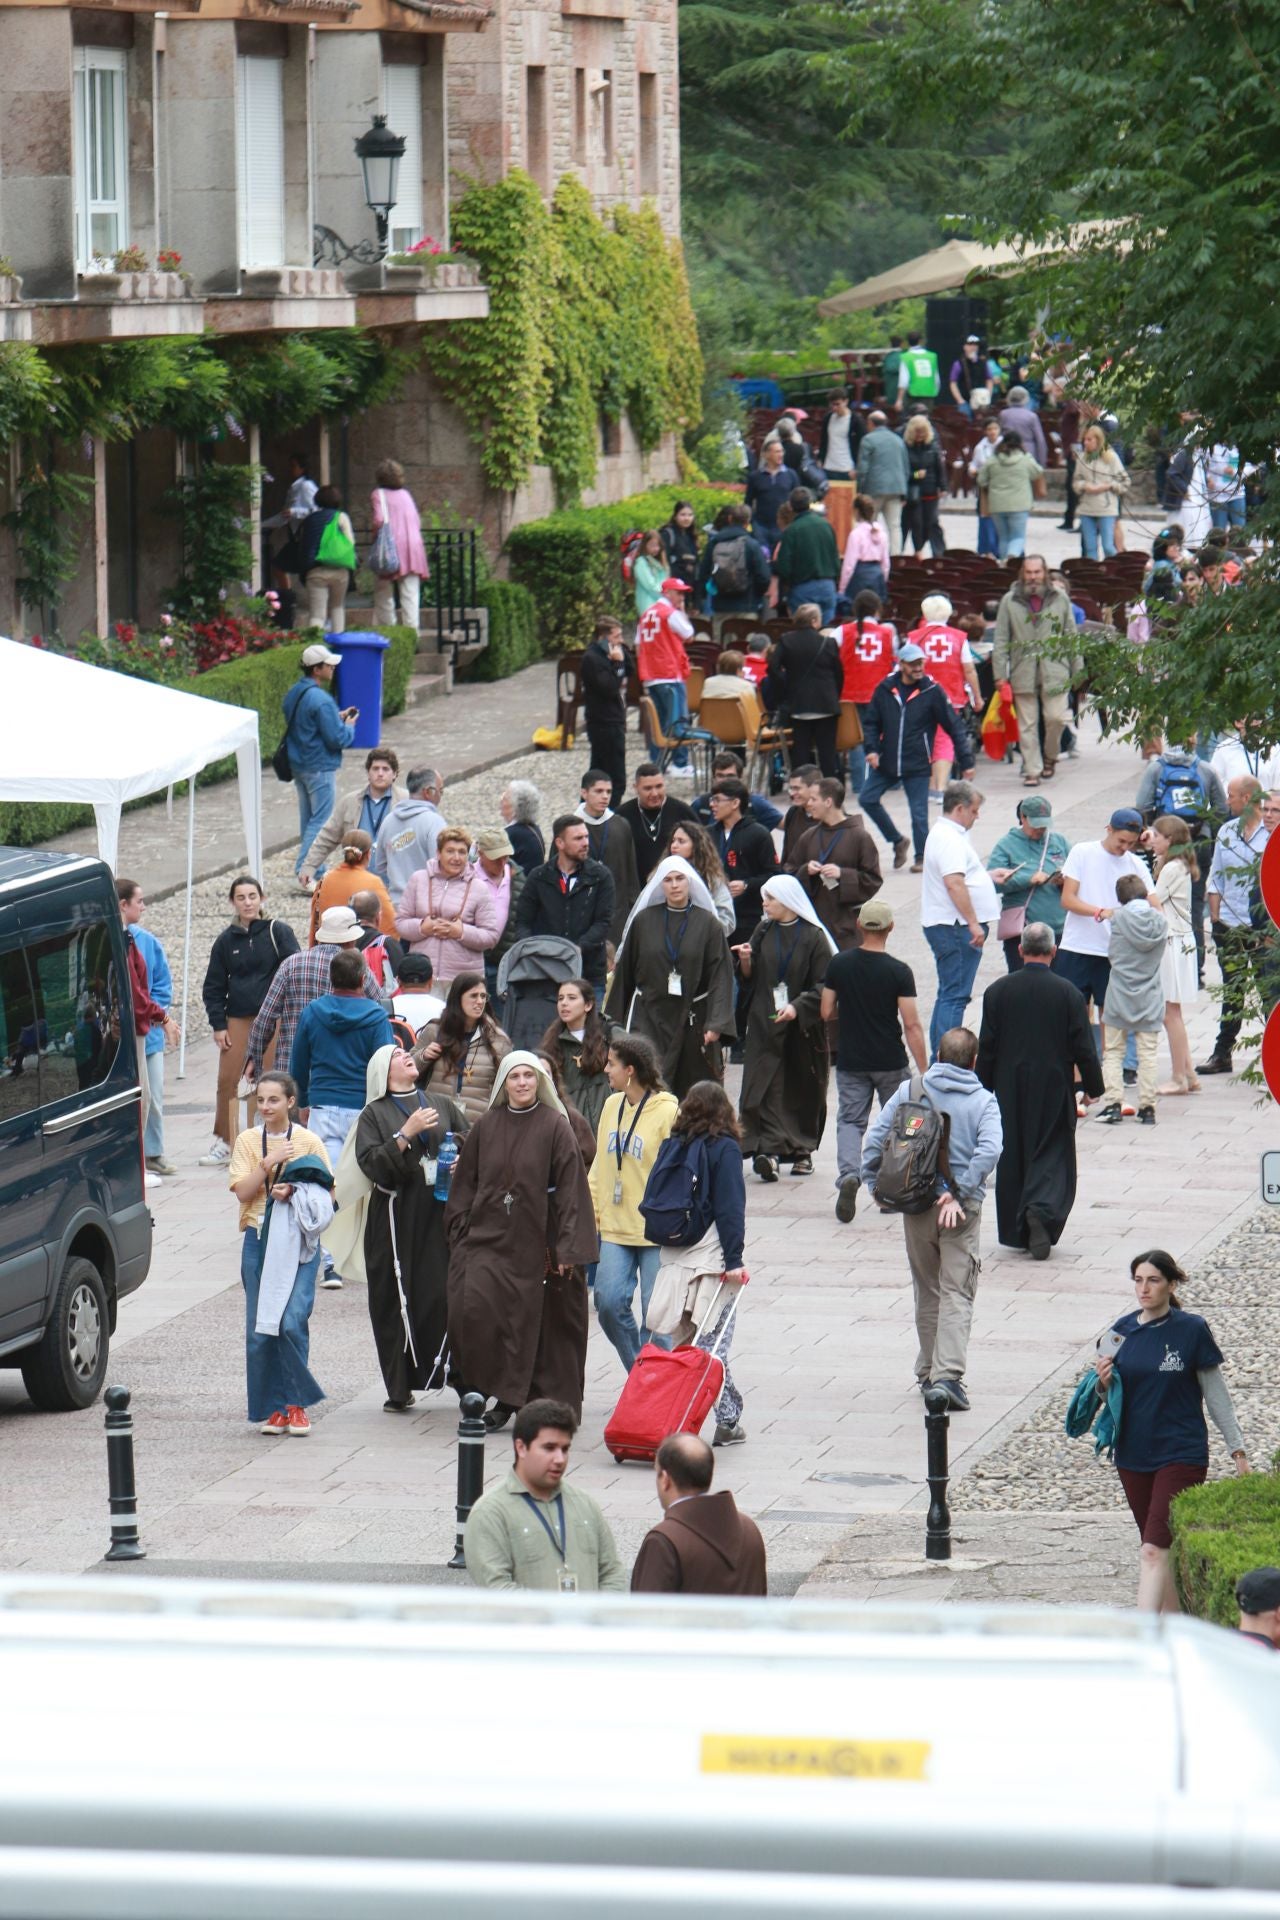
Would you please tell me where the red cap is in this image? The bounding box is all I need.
[660,577,689,595]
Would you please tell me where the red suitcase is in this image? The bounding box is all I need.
[603,1287,738,1465]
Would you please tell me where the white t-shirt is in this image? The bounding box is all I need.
[391,989,446,1032]
[921,817,1000,928]
[1059,841,1149,955]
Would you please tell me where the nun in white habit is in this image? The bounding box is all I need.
[734,874,836,1180]
[603,856,736,1098]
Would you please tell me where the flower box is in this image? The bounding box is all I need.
[79,268,192,303]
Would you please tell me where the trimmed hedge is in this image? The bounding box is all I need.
[505,484,739,651]
[0,627,416,849]
[469,577,541,682]
[1171,1470,1280,1626]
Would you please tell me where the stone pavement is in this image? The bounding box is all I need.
[34,659,559,901]
[1,701,1269,1601]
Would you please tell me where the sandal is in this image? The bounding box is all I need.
[1157,1078,1189,1096]
[1022,775,1040,787]
[1041,760,1057,780]
[790,1154,814,1176]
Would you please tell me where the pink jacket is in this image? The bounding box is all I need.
[395,859,500,981]
[839,519,891,592]
[371,485,429,581]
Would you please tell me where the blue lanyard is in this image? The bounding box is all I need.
[521,1492,566,1560]
[815,827,844,866]
[663,909,693,971]
[587,819,612,858]
[772,923,802,988]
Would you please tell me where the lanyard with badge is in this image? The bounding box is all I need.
[521,1491,576,1592]
[771,922,802,1017]
[612,1090,650,1206]
[663,910,691,999]
[261,1122,293,1193]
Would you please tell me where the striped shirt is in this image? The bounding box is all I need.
[246,945,386,1076]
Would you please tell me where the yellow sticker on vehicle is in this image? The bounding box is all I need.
[700,1736,930,1781]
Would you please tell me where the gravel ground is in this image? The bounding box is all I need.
[143,740,666,999]
[957,1207,1280,1513]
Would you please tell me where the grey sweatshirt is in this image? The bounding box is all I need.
[1103,900,1167,1031]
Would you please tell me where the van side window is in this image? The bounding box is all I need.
[0,946,42,1121]
[25,923,123,1105]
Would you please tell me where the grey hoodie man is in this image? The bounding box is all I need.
[374,780,445,905]
[860,1037,1003,1403]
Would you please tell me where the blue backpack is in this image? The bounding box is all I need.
[639,1134,713,1248]
[1153,755,1207,823]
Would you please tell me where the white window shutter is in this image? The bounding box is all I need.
[382,64,423,253]
[236,56,286,268]
[72,47,129,271]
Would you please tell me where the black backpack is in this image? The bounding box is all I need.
[874,1075,951,1215]
[711,534,751,596]
[639,1133,714,1248]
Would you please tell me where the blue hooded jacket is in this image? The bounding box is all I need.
[283,676,355,773]
[289,994,393,1109]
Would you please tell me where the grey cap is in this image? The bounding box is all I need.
[897,642,925,663]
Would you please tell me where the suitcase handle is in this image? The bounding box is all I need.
[675,1281,740,1432]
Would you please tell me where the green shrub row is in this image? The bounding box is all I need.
[504,484,739,651]
[1171,1470,1280,1625]
[469,578,541,682]
[0,627,416,850]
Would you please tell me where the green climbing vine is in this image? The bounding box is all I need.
[426,169,705,506]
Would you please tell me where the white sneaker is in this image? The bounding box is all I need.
[320,1270,344,1290]
[144,1170,164,1190]
[199,1139,231,1167]
[667,764,695,779]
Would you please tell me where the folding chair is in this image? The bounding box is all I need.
[638,694,717,787]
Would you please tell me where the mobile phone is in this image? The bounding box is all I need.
[1096,1328,1125,1358]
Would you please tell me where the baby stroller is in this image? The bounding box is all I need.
[496,937,583,1050]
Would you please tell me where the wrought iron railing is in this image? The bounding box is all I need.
[424,527,482,667]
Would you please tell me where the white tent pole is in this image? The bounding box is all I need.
[178,777,195,1081]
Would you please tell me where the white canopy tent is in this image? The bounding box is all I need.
[0,637,264,1075]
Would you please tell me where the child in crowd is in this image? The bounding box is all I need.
[1100,875,1169,1128]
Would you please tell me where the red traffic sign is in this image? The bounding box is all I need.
[1259,831,1280,928]
[1262,1002,1280,1105]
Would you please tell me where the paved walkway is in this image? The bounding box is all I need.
[0,706,1266,1596]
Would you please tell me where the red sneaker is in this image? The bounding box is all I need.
[260,1410,288,1435]
[286,1405,311,1436]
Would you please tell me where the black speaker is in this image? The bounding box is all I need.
[926,297,989,383]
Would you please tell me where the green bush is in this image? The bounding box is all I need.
[1171,1471,1280,1626]
[469,578,541,682]
[505,484,737,651]
[0,627,417,849]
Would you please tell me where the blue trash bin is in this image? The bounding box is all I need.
[332,631,391,749]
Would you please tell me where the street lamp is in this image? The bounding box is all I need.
[355,114,406,257]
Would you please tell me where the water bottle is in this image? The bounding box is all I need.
[434,1131,459,1202]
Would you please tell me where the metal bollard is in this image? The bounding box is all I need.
[922,1386,952,1562]
[103,1385,146,1563]
[447,1392,488,1570]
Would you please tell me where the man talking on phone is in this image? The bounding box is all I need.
[284,642,359,892]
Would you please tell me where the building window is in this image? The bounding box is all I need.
[72,47,129,270]
[382,63,423,254]
[595,70,613,167]
[638,72,659,198]
[573,67,587,167]
[235,55,286,268]
[525,65,549,194]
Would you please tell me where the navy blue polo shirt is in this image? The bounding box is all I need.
[1110,1308,1223,1473]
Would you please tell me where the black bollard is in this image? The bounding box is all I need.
[103,1385,146,1563]
[922,1386,952,1562]
[447,1392,488,1570]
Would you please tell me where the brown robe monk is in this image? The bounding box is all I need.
[787,813,882,949]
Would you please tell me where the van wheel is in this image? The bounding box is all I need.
[21,1257,109,1412]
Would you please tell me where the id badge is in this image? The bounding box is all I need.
[772,982,790,1016]
[613,1177,623,1206]
[667,970,683,997]
[558,1567,578,1593]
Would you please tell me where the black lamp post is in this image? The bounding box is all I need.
[355,114,406,258]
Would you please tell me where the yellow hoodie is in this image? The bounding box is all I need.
[589,1088,680,1247]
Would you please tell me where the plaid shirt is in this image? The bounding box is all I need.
[246,945,386,1076]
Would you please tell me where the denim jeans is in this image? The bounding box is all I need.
[977,512,1000,557]
[240,1226,324,1423]
[646,680,690,768]
[860,767,931,857]
[1080,515,1117,559]
[143,1049,165,1158]
[595,1240,667,1372]
[295,766,337,876]
[845,703,875,798]
[836,1066,911,1183]
[1210,497,1246,529]
[924,921,987,1056]
[845,562,886,602]
[992,509,1029,558]
[787,577,837,625]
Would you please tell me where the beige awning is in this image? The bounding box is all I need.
[816,226,1115,317]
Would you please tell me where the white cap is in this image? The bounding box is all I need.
[302,643,342,667]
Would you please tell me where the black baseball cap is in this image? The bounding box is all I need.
[1236,1566,1280,1612]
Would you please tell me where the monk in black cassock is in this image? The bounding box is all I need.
[976,922,1104,1258]
[604,856,736,1099]
[735,876,834,1179]
[445,1050,599,1428]
[326,1044,469,1412]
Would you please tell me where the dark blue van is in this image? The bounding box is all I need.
[0,849,151,1409]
